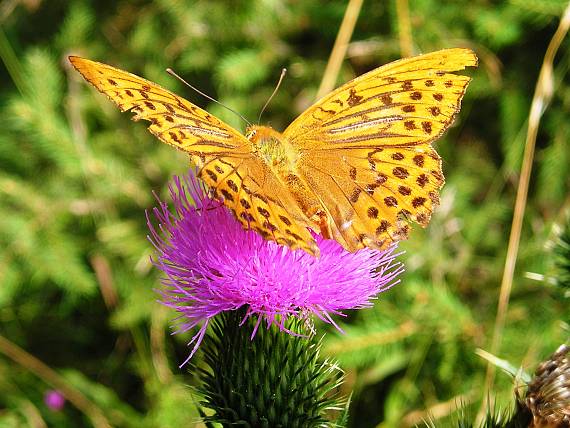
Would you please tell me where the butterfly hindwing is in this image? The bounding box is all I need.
[194,155,318,255]
[298,146,443,250]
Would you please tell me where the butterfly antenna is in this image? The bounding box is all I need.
[166,68,251,127]
[258,68,287,124]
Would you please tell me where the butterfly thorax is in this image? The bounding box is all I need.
[246,125,299,171]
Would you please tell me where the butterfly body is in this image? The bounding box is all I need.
[69,48,477,257]
[246,125,322,223]
[247,126,297,170]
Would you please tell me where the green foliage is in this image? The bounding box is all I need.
[551,213,570,293]
[0,0,568,427]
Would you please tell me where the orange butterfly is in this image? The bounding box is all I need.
[69,48,477,257]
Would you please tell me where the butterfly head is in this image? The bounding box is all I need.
[245,125,280,144]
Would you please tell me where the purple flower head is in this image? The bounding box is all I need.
[148,170,404,365]
[44,390,65,411]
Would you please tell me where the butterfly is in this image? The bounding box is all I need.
[69,48,477,257]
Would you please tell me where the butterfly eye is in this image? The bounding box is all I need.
[246,129,257,140]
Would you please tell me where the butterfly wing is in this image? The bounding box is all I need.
[69,56,318,255]
[196,156,319,255]
[69,56,250,156]
[283,48,477,251]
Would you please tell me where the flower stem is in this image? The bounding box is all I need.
[196,309,348,427]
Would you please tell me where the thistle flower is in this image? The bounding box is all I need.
[526,344,570,427]
[148,170,404,364]
[44,390,65,411]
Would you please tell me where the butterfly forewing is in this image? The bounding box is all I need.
[69,56,318,255]
[284,48,477,251]
[284,48,476,145]
[69,56,249,156]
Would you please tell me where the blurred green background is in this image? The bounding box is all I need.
[1,0,569,426]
